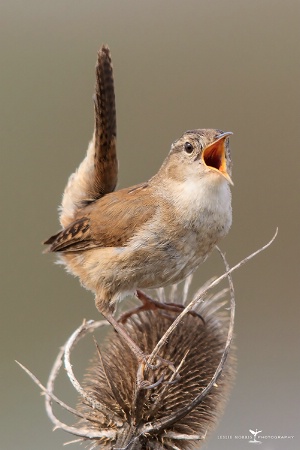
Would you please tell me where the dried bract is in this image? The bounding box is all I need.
[77,294,236,450]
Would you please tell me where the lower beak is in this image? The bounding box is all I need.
[202,132,233,185]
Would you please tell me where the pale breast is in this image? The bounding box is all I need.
[155,177,232,284]
[58,178,232,302]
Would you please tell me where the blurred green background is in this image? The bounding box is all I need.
[1,1,299,449]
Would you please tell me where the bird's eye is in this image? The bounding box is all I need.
[184,142,193,154]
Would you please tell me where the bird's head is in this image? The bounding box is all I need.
[160,129,233,187]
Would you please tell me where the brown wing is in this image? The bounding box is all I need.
[44,217,93,252]
[44,183,156,252]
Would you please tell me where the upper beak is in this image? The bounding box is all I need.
[201,131,233,185]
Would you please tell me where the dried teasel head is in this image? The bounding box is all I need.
[16,275,236,450]
[76,284,236,450]
[17,234,277,450]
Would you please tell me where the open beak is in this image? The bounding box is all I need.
[202,131,233,185]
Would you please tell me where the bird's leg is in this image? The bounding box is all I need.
[98,305,176,376]
[100,309,145,362]
[118,290,205,325]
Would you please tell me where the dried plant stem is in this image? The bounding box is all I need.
[63,320,124,426]
[16,360,86,421]
[143,229,278,433]
[148,229,277,366]
[17,320,121,439]
[15,358,116,440]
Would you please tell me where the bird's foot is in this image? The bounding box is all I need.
[117,290,205,325]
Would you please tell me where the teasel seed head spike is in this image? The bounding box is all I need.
[77,297,236,449]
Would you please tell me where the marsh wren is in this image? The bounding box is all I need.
[44,46,233,364]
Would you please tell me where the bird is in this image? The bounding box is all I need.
[44,46,233,365]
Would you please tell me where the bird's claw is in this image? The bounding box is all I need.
[118,291,205,325]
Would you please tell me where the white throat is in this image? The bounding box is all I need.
[168,175,232,231]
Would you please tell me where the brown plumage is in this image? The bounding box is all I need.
[92,45,118,198]
[44,45,233,365]
[77,301,236,449]
[44,183,153,252]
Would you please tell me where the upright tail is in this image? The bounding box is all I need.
[59,45,118,228]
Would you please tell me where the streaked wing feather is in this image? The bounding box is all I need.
[44,218,94,252]
[44,183,155,253]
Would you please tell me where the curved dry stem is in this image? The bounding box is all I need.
[144,229,277,433]
[16,360,116,439]
[16,360,86,421]
[147,229,277,367]
[142,249,235,434]
[17,319,121,438]
[63,319,124,426]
